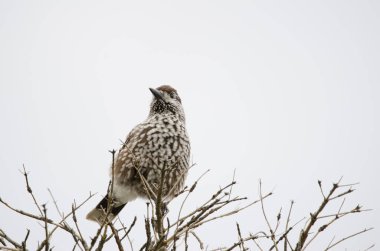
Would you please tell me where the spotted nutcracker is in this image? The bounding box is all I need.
[87,85,191,223]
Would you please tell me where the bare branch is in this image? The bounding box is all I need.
[259,179,278,251]
[21,165,43,217]
[0,228,22,249]
[284,200,294,251]
[325,228,374,250]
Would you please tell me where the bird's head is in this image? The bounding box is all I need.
[149,85,185,122]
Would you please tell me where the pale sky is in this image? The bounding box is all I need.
[0,1,379,250]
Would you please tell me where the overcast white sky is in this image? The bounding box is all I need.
[0,1,379,250]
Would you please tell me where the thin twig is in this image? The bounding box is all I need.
[42,204,49,251]
[108,223,124,251]
[21,165,43,216]
[0,229,22,249]
[295,179,342,251]
[259,179,278,251]
[47,188,64,219]
[236,223,245,251]
[21,229,30,251]
[190,231,204,250]
[173,169,210,235]
[324,228,374,250]
[284,200,294,251]
[225,233,263,251]
[71,203,88,250]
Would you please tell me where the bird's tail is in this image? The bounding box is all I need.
[86,194,126,224]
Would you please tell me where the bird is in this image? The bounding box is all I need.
[87,85,191,224]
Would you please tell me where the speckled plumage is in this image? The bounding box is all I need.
[87,85,190,223]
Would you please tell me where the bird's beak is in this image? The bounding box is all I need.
[149,88,164,100]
